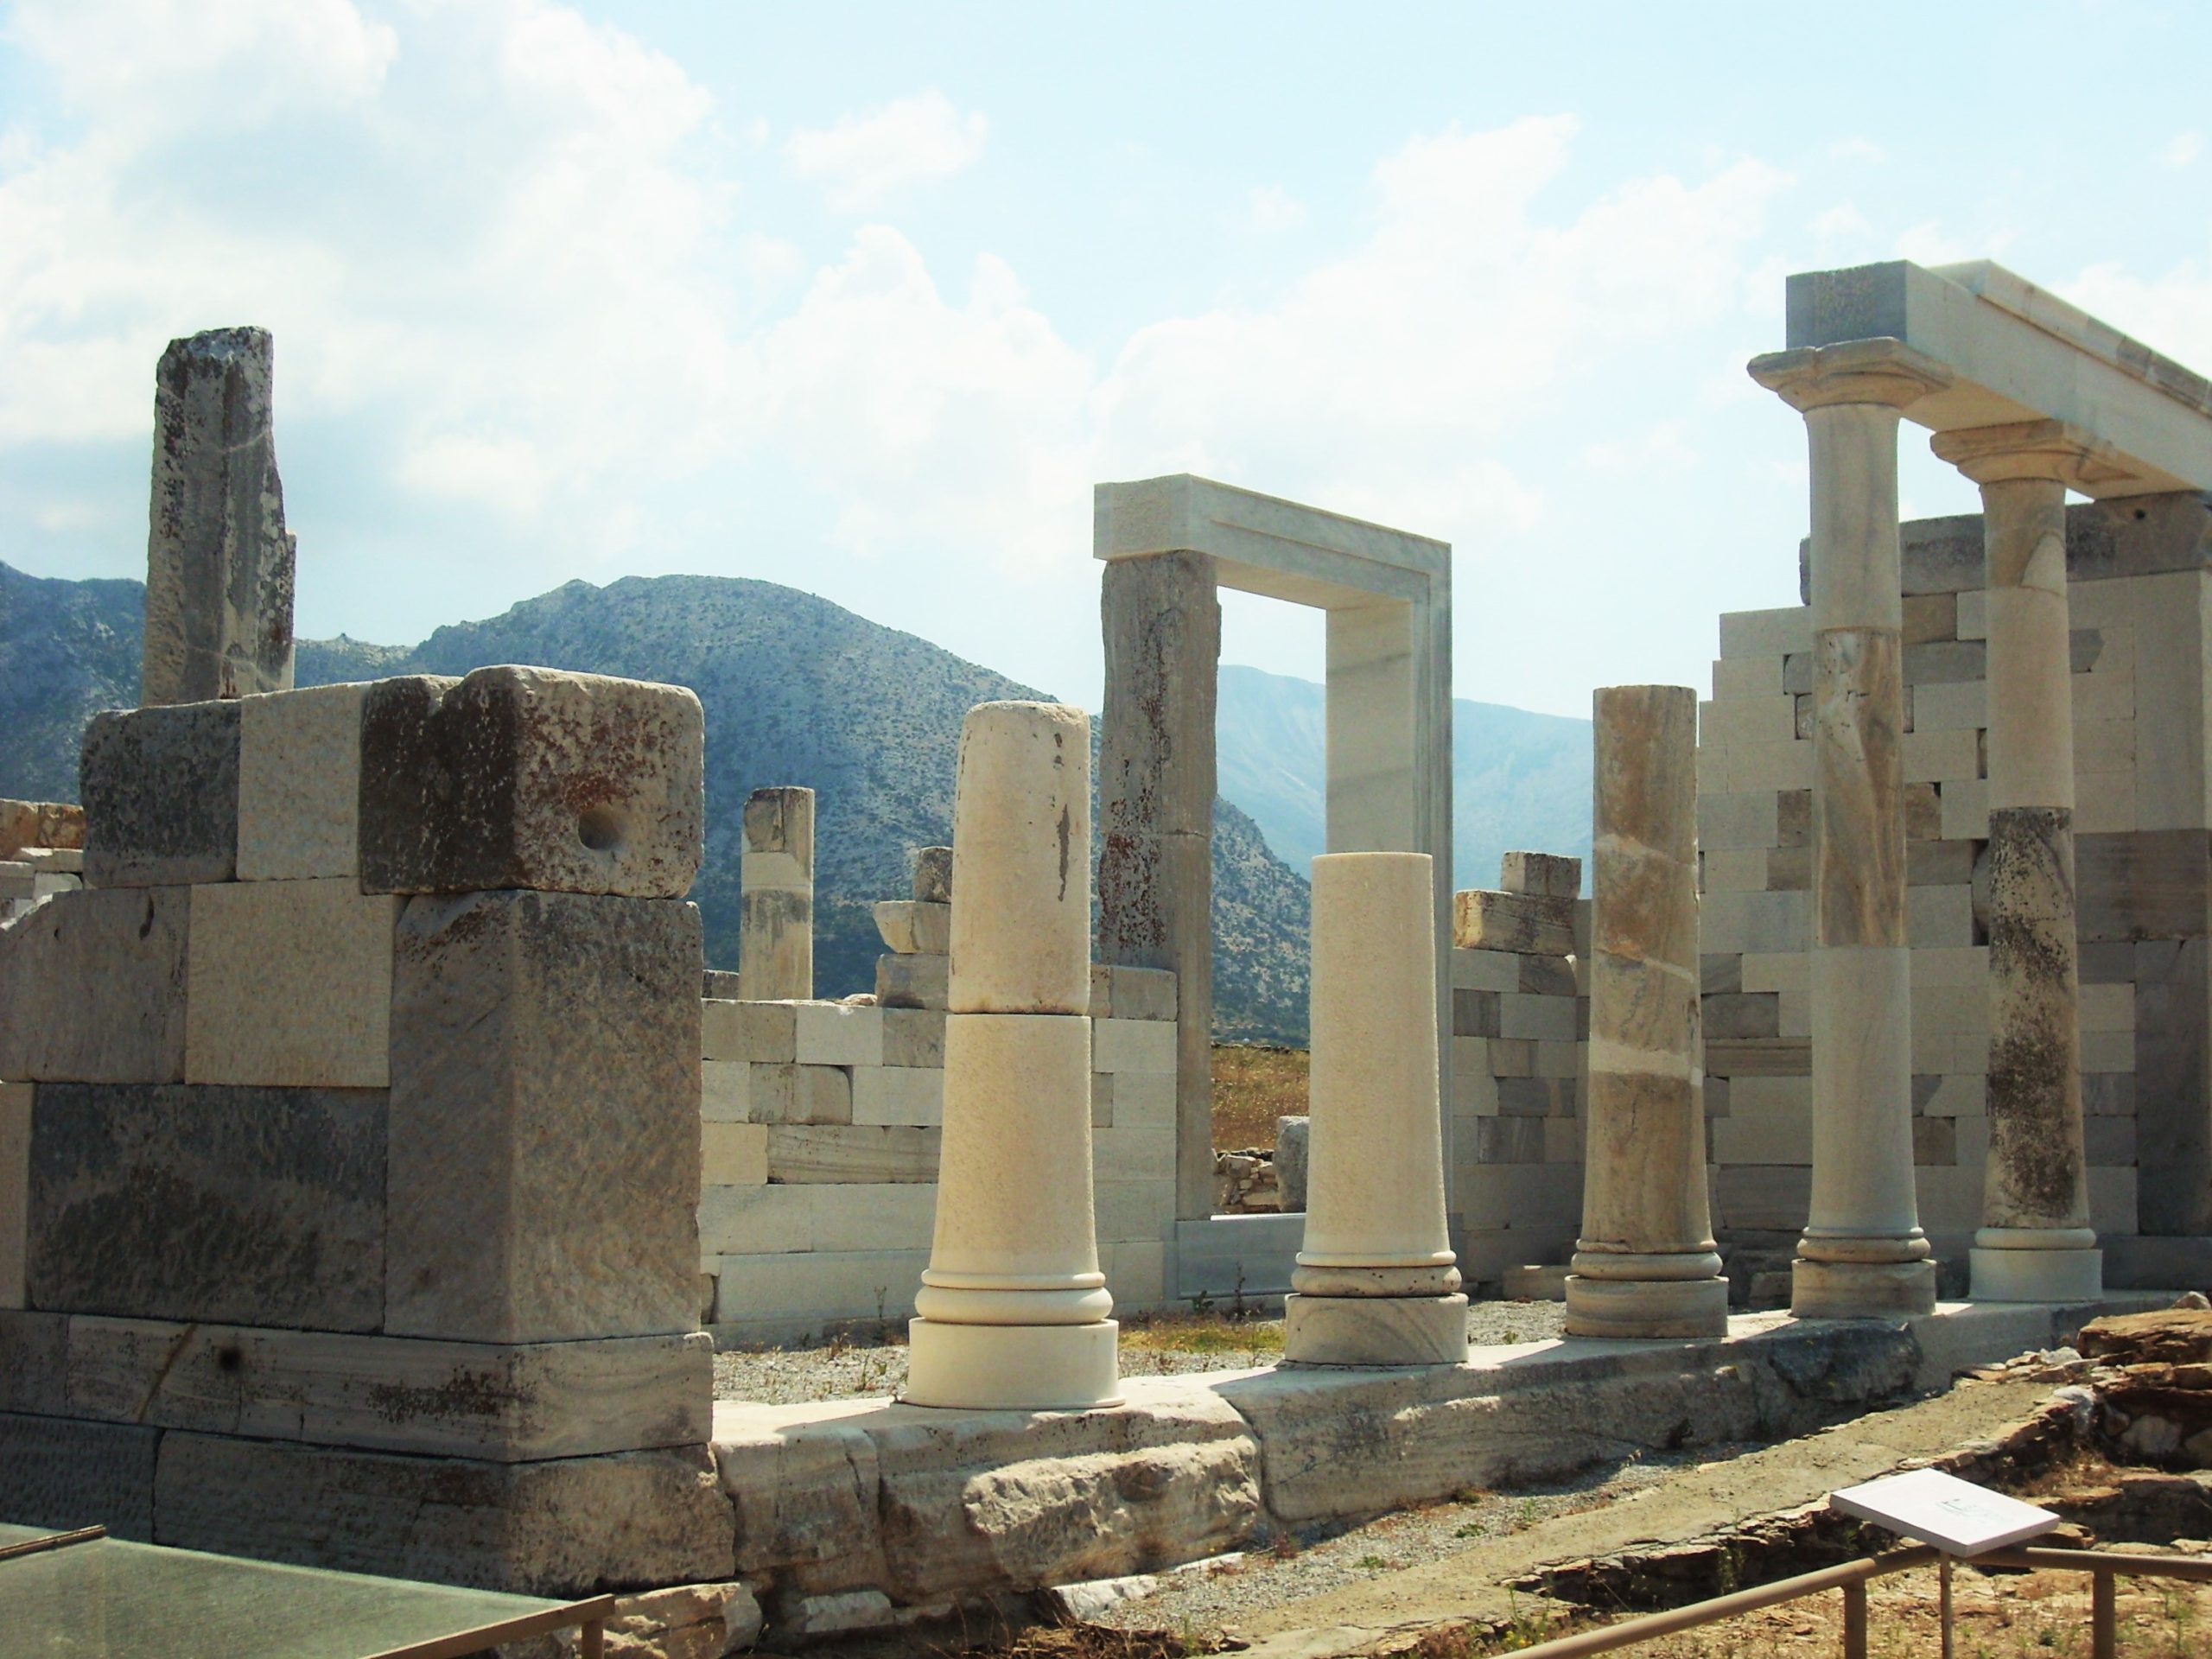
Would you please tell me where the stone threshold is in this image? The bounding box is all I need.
[712,1295,2172,1635]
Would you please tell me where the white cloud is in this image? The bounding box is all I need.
[1241,184,1307,233]
[2065,257,2212,378]
[2164,130,2203,168]
[1811,203,1871,239]
[784,90,988,212]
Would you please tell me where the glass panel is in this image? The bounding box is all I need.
[0,1536,577,1658]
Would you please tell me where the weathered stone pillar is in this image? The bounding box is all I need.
[142,327,295,706]
[1566,685,1727,1338]
[906,702,1119,1408]
[1933,423,2119,1301]
[1751,340,1951,1319]
[1097,551,1220,1224]
[741,786,813,1001]
[1284,852,1465,1365]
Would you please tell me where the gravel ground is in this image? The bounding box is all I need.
[712,1300,1569,1404]
[1092,1443,1751,1637]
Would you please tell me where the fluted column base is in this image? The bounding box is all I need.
[905,1318,1122,1409]
[1790,1255,1937,1319]
[1565,1264,1729,1339]
[1281,1294,1468,1367]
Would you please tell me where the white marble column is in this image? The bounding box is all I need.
[1567,685,1728,1338]
[741,786,813,1001]
[906,701,1120,1408]
[1751,340,1951,1319]
[1932,422,2120,1303]
[1284,851,1466,1366]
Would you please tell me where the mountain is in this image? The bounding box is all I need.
[1216,663,1593,893]
[0,564,1309,1041]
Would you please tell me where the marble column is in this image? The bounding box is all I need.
[1750,340,1952,1319]
[1283,851,1466,1366]
[142,327,295,706]
[906,701,1119,1409]
[1932,422,2120,1302]
[1566,685,1728,1338]
[741,786,813,1001]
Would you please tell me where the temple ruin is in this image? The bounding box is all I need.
[1,254,2209,1649]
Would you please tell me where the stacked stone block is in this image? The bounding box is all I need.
[1696,502,2212,1283]
[699,957,1177,1341]
[0,801,85,925]
[874,844,952,1008]
[0,666,731,1596]
[1447,852,1592,1282]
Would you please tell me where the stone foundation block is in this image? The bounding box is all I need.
[749,1064,853,1125]
[155,1434,735,1597]
[766,1125,938,1184]
[881,1008,948,1069]
[877,952,950,1010]
[79,700,240,887]
[0,887,190,1083]
[63,1319,711,1460]
[186,878,399,1087]
[387,890,702,1343]
[0,1084,28,1309]
[29,1082,386,1331]
[359,667,704,898]
[0,1309,66,1413]
[1501,851,1582,898]
[237,682,368,880]
[0,1409,158,1538]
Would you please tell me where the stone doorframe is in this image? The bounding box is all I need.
[1093,474,1453,1249]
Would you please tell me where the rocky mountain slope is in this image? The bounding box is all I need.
[0,565,1310,1039]
[1217,662,1592,891]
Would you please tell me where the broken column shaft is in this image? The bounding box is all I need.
[905,701,1119,1409]
[142,327,295,706]
[1283,851,1465,1366]
[741,786,813,1001]
[1566,684,1727,1338]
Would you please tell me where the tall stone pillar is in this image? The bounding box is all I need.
[1751,340,1951,1319]
[906,702,1120,1409]
[1933,422,2118,1302]
[741,786,813,1001]
[142,327,295,706]
[1566,685,1728,1338]
[1283,852,1465,1366]
[1097,552,1220,1223]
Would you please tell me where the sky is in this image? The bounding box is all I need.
[2,2,2209,718]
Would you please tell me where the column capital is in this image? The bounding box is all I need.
[1748,338,1954,414]
[1929,418,2139,490]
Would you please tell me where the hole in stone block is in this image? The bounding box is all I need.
[216,1345,243,1373]
[577,805,627,854]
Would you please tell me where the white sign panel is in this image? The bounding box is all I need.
[1830,1468,2062,1557]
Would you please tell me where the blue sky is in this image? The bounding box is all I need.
[2,1,2207,715]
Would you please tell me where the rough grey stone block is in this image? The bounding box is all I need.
[29,1084,386,1331]
[65,1319,712,1461]
[0,887,189,1083]
[155,1434,734,1596]
[2079,830,2210,944]
[386,890,702,1344]
[1500,850,1582,898]
[142,327,295,707]
[80,700,239,887]
[1274,1116,1308,1212]
[0,1309,67,1414]
[359,667,704,898]
[912,846,953,904]
[0,1409,158,1538]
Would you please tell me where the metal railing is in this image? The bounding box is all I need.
[1506,1541,2212,1659]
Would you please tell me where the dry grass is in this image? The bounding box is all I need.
[1405,1564,2212,1657]
[1211,1044,1307,1151]
[1121,1308,1285,1361]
